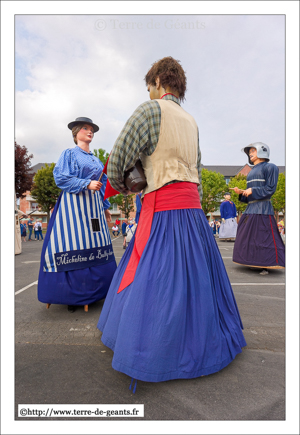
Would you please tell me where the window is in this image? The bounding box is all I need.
[112,203,118,211]
[31,202,39,211]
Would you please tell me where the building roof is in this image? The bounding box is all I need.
[202,165,245,177]
[277,166,285,173]
[202,164,285,176]
[29,163,52,174]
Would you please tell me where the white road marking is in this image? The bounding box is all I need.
[14,275,285,297]
[231,283,285,286]
[16,236,122,295]
[111,235,122,242]
[15,281,38,295]
[22,261,40,264]
[234,293,284,301]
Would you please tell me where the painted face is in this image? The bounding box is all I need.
[76,124,94,143]
[248,147,258,163]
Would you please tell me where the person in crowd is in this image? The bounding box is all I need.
[121,218,128,249]
[34,220,40,241]
[37,117,117,313]
[219,192,238,241]
[20,221,27,242]
[280,227,285,243]
[277,219,284,235]
[112,224,120,237]
[97,56,246,389]
[27,217,34,241]
[125,219,136,245]
[231,142,285,275]
[213,219,217,235]
[37,220,43,241]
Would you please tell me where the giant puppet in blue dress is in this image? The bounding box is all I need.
[232,142,285,271]
[97,57,246,388]
[38,117,117,312]
[219,192,237,240]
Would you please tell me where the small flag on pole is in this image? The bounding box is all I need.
[102,156,120,200]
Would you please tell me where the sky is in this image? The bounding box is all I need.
[14,13,287,167]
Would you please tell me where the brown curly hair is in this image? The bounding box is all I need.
[144,56,187,101]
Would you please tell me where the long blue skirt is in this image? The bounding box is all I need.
[97,208,247,382]
[233,214,285,268]
[38,191,117,306]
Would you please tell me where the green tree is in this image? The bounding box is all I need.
[15,141,34,198]
[201,169,227,216]
[109,193,135,219]
[227,174,248,219]
[272,172,285,223]
[93,148,110,165]
[30,163,61,223]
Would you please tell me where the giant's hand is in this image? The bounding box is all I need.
[88,180,103,191]
[242,188,252,197]
[105,209,112,223]
[229,187,244,195]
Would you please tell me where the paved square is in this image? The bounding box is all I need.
[15,234,285,421]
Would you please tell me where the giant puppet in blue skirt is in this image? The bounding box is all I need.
[38,117,117,310]
[232,143,285,270]
[98,183,247,383]
[219,193,238,240]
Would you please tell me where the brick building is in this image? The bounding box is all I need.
[18,163,50,229]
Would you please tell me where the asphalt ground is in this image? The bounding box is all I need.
[10,231,293,433]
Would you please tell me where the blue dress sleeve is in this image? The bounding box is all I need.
[233,202,237,216]
[251,164,279,200]
[220,202,225,218]
[238,194,249,204]
[53,149,92,194]
[99,173,111,210]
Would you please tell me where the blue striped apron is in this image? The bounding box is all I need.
[43,190,114,272]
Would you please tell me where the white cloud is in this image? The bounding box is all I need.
[15,14,286,166]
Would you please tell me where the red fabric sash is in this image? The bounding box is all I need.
[117,182,201,293]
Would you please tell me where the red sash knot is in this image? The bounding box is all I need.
[117,182,201,293]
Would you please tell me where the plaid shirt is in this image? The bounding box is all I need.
[107,94,203,200]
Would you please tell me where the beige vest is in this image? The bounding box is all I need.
[140,99,199,196]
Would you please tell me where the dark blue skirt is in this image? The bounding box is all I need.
[233,214,285,268]
[38,193,117,306]
[97,208,247,382]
